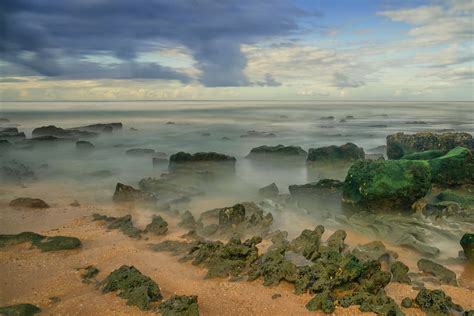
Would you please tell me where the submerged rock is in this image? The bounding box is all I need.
[0,232,81,251]
[76,140,95,151]
[460,233,474,262]
[9,197,49,209]
[0,160,36,184]
[72,122,122,133]
[386,132,474,160]
[101,265,162,310]
[258,183,279,198]
[158,295,199,316]
[417,259,457,286]
[0,139,12,151]
[342,159,431,211]
[112,183,157,204]
[246,145,307,162]
[0,304,41,316]
[153,157,168,167]
[415,288,463,315]
[289,179,344,208]
[240,130,276,138]
[307,142,364,164]
[169,151,236,174]
[145,215,168,235]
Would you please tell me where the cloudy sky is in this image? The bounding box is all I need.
[1,0,473,101]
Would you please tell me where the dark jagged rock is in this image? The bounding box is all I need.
[9,197,49,209]
[126,148,155,156]
[32,125,98,138]
[101,265,162,310]
[386,132,474,160]
[258,183,279,198]
[145,215,168,235]
[76,140,95,151]
[178,211,198,230]
[169,151,236,174]
[289,226,325,260]
[417,259,457,286]
[342,159,431,211]
[307,142,364,164]
[21,135,77,146]
[246,145,307,162]
[240,130,276,138]
[112,183,157,204]
[390,261,411,284]
[460,233,474,262]
[93,214,142,239]
[0,232,81,251]
[81,265,99,283]
[415,288,463,315]
[352,241,398,263]
[72,122,122,133]
[428,147,474,186]
[218,204,246,227]
[0,303,41,316]
[158,295,199,316]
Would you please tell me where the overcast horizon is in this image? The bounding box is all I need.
[1,0,473,102]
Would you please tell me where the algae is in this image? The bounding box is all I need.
[0,304,41,316]
[158,295,199,316]
[415,288,463,315]
[0,232,81,252]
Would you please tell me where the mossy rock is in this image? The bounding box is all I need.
[402,149,446,160]
[0,232,81,252]
[145,215,168,235]
[460,233,474,262]
[415,288,463,315]
[246,145,307,161]
[417,259,457,286]
[342,159,431,211]
[434,191,474,208]
[158,295,199,316]
[428,147,474,185]
[101,265,162,310]
[0,304,41,316]
[94,214,142,239]
[390,261,411,284]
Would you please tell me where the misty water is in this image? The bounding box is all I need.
[1,100,474,264]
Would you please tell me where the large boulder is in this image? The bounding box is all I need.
[246,145,307,162]
[342,160,431,211]
[386,132,474,159]
[307,142,364,164]
[169,151,236,174]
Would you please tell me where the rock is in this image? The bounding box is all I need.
[218,204,246,227]
[94,214,142,239]
[258,183,279,198]
[307,142,365,164]
[415,288,463,315]
[246,145,307,162]
[240,130,276,138]
[352,241,398,263]
[145,215,168,235]
[169,152,236,174]
[166,121,175,125]
[76,140,95,151]
[126,148,155,156]
[434,191,474,208]
[390,261,411,284]
[101,265,162,310]
[289,226,325,260]
[402,149,445,160]
[417,259,457,286]
[158,295,199,316]
[342,159,431,211]
[178,211,198,230]
[70,200,80,207]
[32,125,97,138]
[21,135,77,147]
[0,117,10,122]
[386,132,474,159]
[460,233,474,262]
[289,179,344,201]
[428,147,474,185]
[320,116,335,120]
[0,232,81,251]
[324,229,347,253]
[306,290,336,313]
[0,139,12,151]
[401,297,413,308]
[153,157,168,167]
[112,183,157,204]
[0,127,26,141]
[72,122,122,133]
[81,265,99,283]
[9,197,49,209]
[0,304,41,316]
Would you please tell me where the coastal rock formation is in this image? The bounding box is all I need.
[0,232,81,251]
[76,140,95,151]
[32,125,98,138]
[307,142,364,164]
[0,160,36,184]
[9,197,49,209]
[126,148,156,156]
[240,130,276,138]
[145,215,168,235]
[414,288,463,315]
[342,159,431,211]
[0,127,26,141]
[158,295,199,316]
[72,122,122,133]
[460,233,474,262]
[428,147,474,185]
[386,132,474,159]
[417,259,457,286]
[169,151,236,174]
[93,214,142,239]
[112,183,157,204]
[246,145,307,162]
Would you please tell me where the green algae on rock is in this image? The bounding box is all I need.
[417,259,457,286]
[0,303,41,316]
[390,261,411,284]
[402,149,446,160]
[435,191,474,208]
[460,233,474,262]
[158,295,199,316]
[145,215,168,235]
[342,159,431,211]
[101,265,162,310]
[0,232,81,252]
[415,288,463,315]
[428,147,474,186]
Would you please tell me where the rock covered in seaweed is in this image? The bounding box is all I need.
[306,142,364,164]
[0,232,81,251]
[428,147,474,185]
[9,197,49,209]
[246,145,307,162]
[158,295,199,316]
[32,125,98,138]
[93,213,142,239]
[342,159,431,211]
[0,303,41,316]
[168,151,236,174]
[415,288,463,315]
[386,131,474,159]
[101,265,162,310]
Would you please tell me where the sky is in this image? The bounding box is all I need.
[0,0,473,101]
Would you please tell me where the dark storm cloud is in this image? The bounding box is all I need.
[0,0,315,86]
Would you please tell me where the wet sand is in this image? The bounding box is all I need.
[1,193,473,315]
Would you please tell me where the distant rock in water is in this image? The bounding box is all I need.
[113,183,157,204]
[72,122,122,133]
[307,142,365,164]
[32,125,98,138]
[0,117,10,123]
[246,145,307,162]
[240,130,276,138]
[342,159,431,211]
[320,116,334,120]
[126,148,155,156]
[10,197,49,209]
[460,233,474,262]
[21,135,77,147]
[169,151,236,174]
[386,131,474,159]
[405,120,427,125]
[0,127,26,141]
[259,183,279,198]
[76,140,95,151]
